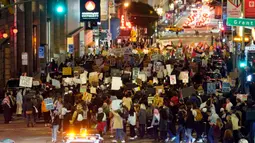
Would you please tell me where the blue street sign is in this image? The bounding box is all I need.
[68,44,74,54]
[38,46,44,58]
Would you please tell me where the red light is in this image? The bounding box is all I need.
[221,27,224,31]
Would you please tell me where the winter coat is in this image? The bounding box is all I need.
[138,109,147,125]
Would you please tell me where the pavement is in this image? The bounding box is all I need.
[0,115,156,143]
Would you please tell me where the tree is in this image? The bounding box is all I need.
[127,2,159,28]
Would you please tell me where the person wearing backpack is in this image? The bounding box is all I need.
[69,103,85,131]
[192,103,203,142]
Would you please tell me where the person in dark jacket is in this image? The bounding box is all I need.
[159,105,168,142]
[176,105,187,143]
[2,93,12,124]
[185,102,195,143]
[24,98,34,127]
[51,109,60,143]
[138,104,147,138]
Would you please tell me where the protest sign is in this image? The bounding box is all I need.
[153,77,158,84]
[138,73,147,82]
[170,75,177,85]
[89,72,99,85]
[80,86,87,93]
[62,67,72,75]
[222,82,231,93]
[82,92,92,103]
[111,99,122,110]
[144,67,151,77]
[44,98,54,110]
[80,71,88,84]
[182,72,189,83]
[52,79,61,89]
[132,67,140,80]
[19,76,33,88]
[104,77,111,84]
[111,77,122,90]
[182,87,196,98]
[207,82,216,94]
[166,64,173,75]
[90,87,97,94]
[32,81,40,86]
[155,85,164,94]
[236,94,248,102]
[148,97,154,104]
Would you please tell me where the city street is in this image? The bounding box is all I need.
[0,115,155,143]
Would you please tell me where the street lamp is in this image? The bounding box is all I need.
[124,2,129,8]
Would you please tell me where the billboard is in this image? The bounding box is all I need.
[80,0,101,22]
[245,0,255,18]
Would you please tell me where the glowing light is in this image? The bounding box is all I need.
[247,75,252,82]
[124,2,129,7]
[3,33,8,38]
[13,28,18,34]
[68,133,75,140]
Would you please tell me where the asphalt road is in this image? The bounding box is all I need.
[0,115,156,143]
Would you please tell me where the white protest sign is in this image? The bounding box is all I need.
[90,87,97,94]
[19,76,33,88]
[52,79,61,89]
[182,72,189,83]
[111,77,123,90]
[138,73,147,82]
[32,81,40,86]
[170,75,177,85]
[111,99,122,110]
[80,71,88,84]
[153,77,158,84]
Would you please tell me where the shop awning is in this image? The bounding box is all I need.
[67,27,84,37]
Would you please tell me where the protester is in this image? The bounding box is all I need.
[2,93,12,124]
[96,107,106,137]
[24,98,34,127]
[51,109,60,143]
[150,108,160,141]
[138,104,147,139]
[16,89,23,116]
[128,105,137,140]
[111,110,125,143]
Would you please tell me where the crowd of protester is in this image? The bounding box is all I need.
[2,41,255,143]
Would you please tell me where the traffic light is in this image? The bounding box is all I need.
[55,1,66,14]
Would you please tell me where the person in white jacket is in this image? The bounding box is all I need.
[16,89,23,116]
[128,106,137,140]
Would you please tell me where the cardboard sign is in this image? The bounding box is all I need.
[155,85,164,94]
[19,76,33,88]
[44,98,54,110]
[153,77,158,84]
[52,79,61,89]
[207,82,216,94]
[62,67,72,75]
[170,75,177,85]
[82,92,92,103]
[111,77,123,90]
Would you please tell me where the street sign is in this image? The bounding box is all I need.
[21,52,28,65]
[227,17,255,27]
[227,0,241,17]
[245,0,255,18]
[38,46,44,58]
[68,44,74,54]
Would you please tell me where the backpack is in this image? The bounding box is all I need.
[195,109,203,121]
